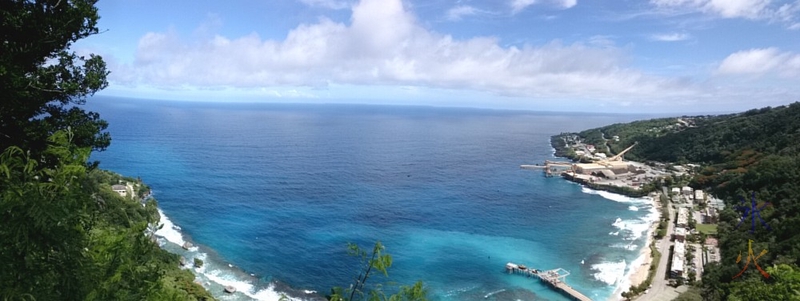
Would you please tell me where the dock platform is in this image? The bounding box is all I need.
[505,262,592,301]
[520,160,574,177]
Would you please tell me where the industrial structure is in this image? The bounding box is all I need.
[522,142,643,183]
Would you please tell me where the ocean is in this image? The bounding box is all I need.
[88,97,659,301]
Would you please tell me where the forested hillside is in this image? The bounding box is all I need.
[1,2,430,301]
[570,103,800,300]
[0,142,214,300]
[0,1,213,299]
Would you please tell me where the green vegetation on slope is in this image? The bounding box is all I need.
[0,132,214,300]
[563,103,800,300]
[1,2,427,300]
[0,1,212,299]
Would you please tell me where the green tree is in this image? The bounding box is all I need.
[1,0,110,163]
[1,130,215,300]
[728,264,800,301]
[0,131,99,299]
[0,2,216,298]
[329,241,427,301]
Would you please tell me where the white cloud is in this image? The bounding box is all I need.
[706,0,771,18]
[511,0,577,14]
[114,0,701,106]
[559,0,578,9]
[651,0,768,19]
[650,33,691,41]
[511,0,536,13]
[446,5,479,21]
[298,0,351,9]
[717,48,800,77]
[650,0,800,27]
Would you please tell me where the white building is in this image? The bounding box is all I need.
[671,240,686,278]
[677,207,689,228]
[674,227,686,242]
[708,197,726,210]
[112,184,128,197]
[694,190,706,203]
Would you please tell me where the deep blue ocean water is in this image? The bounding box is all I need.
[88,97,659,301]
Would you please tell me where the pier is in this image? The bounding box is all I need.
[520,160,574,177]
[505,262,592,301]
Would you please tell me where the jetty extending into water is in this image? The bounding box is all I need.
[520,160,575,177]
[505,262,592,301]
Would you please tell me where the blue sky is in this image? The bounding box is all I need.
[75,0,800,113]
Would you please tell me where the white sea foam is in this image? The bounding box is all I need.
[579,186,662,295]
[591,260,626,286]
[204,270,255,294]
[250,286,300,301]
[442,285,479,297]
[155,209,185,246]
[203,270,296,301]
[581,188,661,299]
[580,186,653,205]
[604,195,659,242]
[597,190,643,204]
[612,249,651,301]
[609,243,638,251]
[613,218,651,241]
[156,209,298,301]
[581,187,599,195]
[484,289,506,298]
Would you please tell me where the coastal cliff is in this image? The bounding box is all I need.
[552,102,800,301]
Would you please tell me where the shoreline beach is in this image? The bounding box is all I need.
[547,141,661,297]
[627,196,660,290]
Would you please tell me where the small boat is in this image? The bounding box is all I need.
[224,285,236,294]
[518,265,527,270]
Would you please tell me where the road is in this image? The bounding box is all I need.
[634,193,687,301]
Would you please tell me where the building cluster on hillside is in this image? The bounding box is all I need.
[112,181,136,199]
[671,186,701,203]
[553,132,731,286]
[645,118,697,135]
[671,207,690,279]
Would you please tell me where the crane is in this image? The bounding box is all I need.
[607,142,637,161]
[595,142,637,167]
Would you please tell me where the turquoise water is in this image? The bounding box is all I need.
[88,97,658,301]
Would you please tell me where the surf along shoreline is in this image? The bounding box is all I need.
[148,192,326,301]
[146,132,659,301]
[548,137,661,300]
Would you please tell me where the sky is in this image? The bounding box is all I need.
[74,0,800,113]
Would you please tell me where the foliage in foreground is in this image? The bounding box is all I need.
[1,2,426,300]
[328,242,427,301]
[0,1,215,299]
[0,131,214,300]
